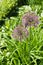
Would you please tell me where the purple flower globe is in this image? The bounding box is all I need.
[22,12,39,27]
[12,25,29,41]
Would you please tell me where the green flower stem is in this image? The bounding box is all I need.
[30,25,32,42]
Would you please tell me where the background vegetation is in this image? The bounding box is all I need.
[0,0,43,65]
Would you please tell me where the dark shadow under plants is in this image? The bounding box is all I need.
[6,5,19,18]
[0,20,5,27]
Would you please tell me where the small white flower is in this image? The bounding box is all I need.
[6,52,10,57]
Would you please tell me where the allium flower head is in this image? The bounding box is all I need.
[22,12,39,27]
[12,25,29,41]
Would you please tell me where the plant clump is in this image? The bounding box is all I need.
[0,0,17,20]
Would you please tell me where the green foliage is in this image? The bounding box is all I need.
[29,0,43,5]
[0,0,43,65]
[0,24,43,65]
[0,0,17,20]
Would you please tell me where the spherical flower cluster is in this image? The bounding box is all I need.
[12,25,29,41]
[22,12,39,27]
